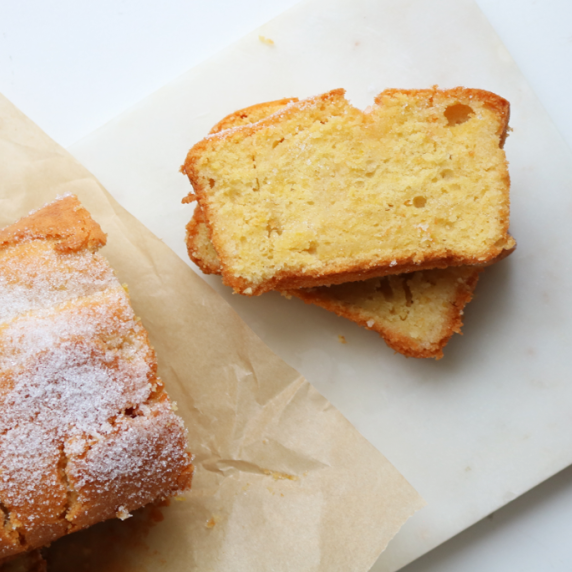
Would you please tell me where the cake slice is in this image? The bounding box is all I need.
[183,87,515,295]
[187,205,479,359]
[209,97,299,134]
[184,98,482,358]
[0,195,193,560]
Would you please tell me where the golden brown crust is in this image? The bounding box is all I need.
[183,87,515,296]
[0,195,106,254]
[185,205,222,274]
[208,98,299,134]
[0,519,21,563]
[218,243,513,296]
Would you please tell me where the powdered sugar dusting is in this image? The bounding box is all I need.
[0,291,157,533]
[68,402,188,526]
[116,506,132,520]
[0,424,66,522]
[0,338,153,439]
[0,242,116,324]
[0,201,192,555]
[0,288,148,370]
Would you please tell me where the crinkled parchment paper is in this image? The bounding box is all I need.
[0,93,424,571]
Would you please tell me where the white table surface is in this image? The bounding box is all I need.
[1,1,571,570]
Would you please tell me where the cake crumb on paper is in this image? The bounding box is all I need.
[259,35,275,46]
[263,469,298,481]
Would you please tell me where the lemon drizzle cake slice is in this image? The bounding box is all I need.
[183,87,514,296]
[0,195,193,560]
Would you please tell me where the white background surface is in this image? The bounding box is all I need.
[1,1,572,570]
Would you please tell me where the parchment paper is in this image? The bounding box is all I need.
[0,93,424,571]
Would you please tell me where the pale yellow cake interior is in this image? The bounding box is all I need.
[296,268,478,350]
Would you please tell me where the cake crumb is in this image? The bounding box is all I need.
[206,514,222,528]
[258,35,275,46]
[116,506,132,521]
[263,469,298,481]
[366,319,375,328]
[338,335,347,344]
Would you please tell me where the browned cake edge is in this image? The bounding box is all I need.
[209,97,300,134]
[0,195,107,254]
[225,249,507,296]
[185,205,222,274]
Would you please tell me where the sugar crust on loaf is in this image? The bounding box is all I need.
[0,195,193,560]
[183,87,515,295]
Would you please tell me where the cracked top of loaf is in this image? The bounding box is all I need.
[0,195,193,560]
[183,87,515,295]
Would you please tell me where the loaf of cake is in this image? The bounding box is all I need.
[187,205,479,358]
[183,87,515,295]
[0,195,193,561]
[291,268,480,359]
